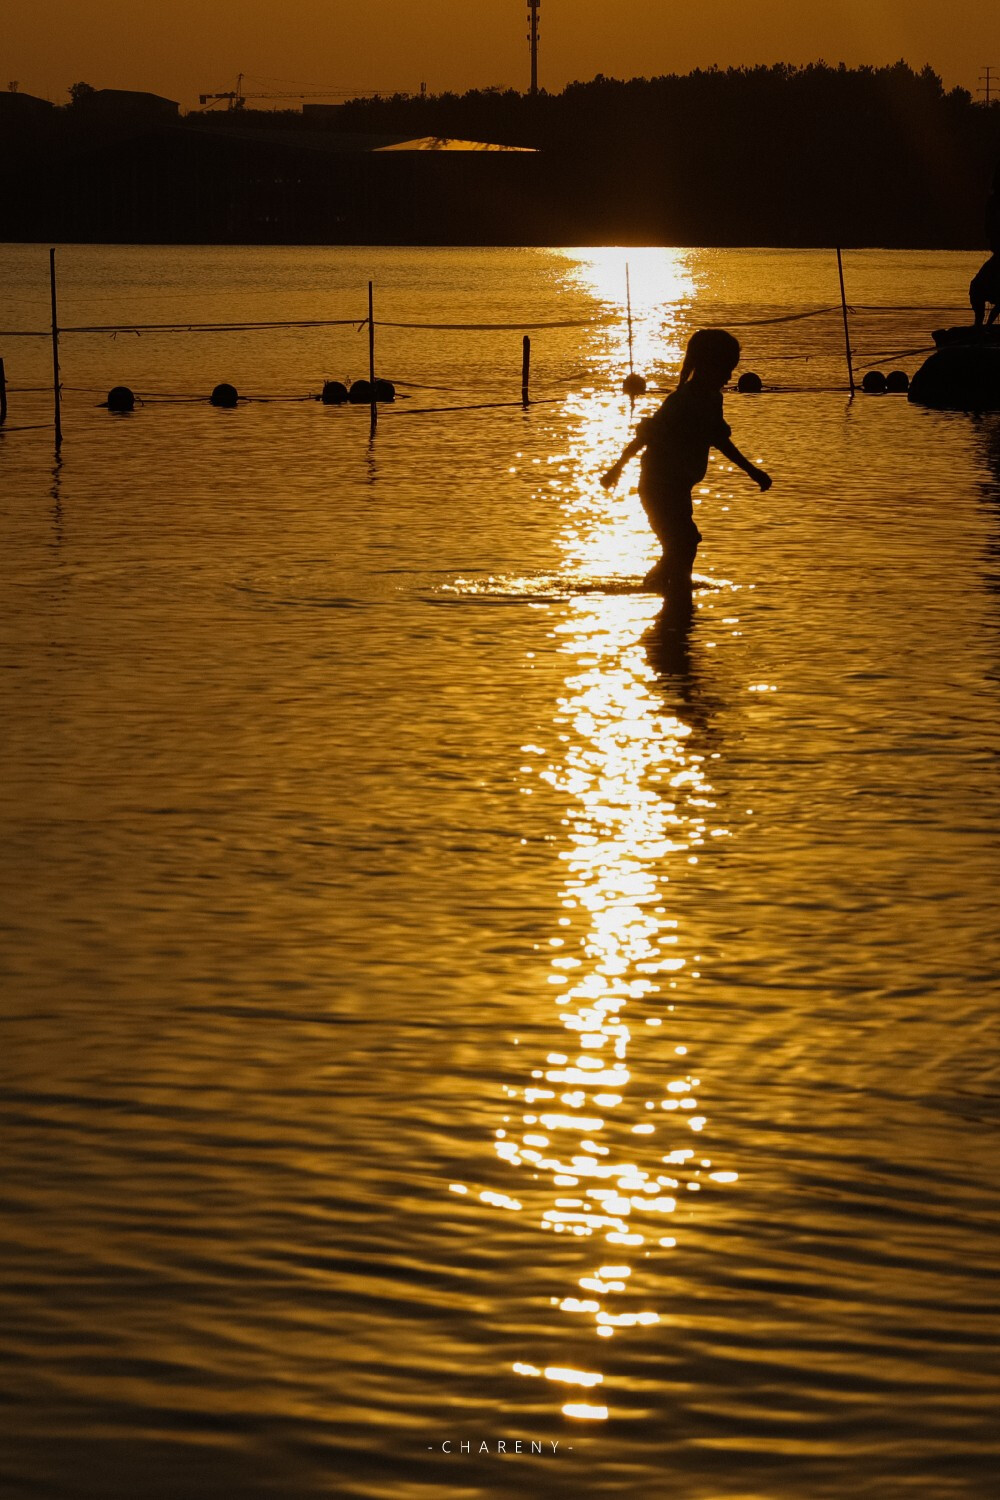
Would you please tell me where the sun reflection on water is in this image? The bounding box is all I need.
[489,574,742,1419]
[555,246,696,388]
[499,595,722,1410]
[460,270,742,1422]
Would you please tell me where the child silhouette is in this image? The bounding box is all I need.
[601,329,771,590]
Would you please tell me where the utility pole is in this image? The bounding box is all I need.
[527,0,540,98]
[979,66,996,106]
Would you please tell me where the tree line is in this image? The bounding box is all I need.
[4,62,1000,245]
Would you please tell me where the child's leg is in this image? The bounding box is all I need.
[640,486,698,588]
[659,520,701,588]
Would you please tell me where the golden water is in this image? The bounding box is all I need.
[1,246,998,1498]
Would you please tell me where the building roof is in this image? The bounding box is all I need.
[90,90,179,112]
[372,136,535,153]
[0,90,54,112]
[180,123,535,155]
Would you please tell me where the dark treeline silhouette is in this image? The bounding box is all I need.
[2,62,999,245]
[332,62,1000,246]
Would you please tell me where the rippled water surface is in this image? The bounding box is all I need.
[1,246,999,1499]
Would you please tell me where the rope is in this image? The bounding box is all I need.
[58,317,368,335]
[369,317,608,330]
[855,345,935,365]
[703,305,842,327]
[392,368,593,394]
[384,395,569,416]
[852,304,967,313]
[1,305,852,340]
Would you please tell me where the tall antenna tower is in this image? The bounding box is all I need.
[979,65,997,106]
[527,0,540,98]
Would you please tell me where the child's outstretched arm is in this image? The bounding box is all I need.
[718,436,772,491]
[600,431,646,490]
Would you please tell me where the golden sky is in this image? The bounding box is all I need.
[6,0,998,109]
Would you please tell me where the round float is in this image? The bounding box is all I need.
[106,386,135,413]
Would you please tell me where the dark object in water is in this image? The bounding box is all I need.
[862,370,887,394]
[623,372,647,396]
[210,383,239,408]
[321,381,349,405]
[106,385,135,412]
[909,344,1000,411]
[349,379,395,404]
[736,371,763,393]
[932,325,1000,348]
[885,370,910,393]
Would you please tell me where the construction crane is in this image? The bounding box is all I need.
[198,74,388,110]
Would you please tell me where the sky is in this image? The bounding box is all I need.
[5,0,999,111]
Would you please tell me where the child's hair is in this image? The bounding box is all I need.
[678,329,741,385]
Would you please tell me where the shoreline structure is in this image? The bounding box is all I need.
[2,62,999,247]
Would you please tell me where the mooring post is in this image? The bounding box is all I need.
[368,280,377,433]
[521,335,531,406]
[0,357,7,427]
[49,247,62,445]
[836,246,856,398]
[626,262,635,377]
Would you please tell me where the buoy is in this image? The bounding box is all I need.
[106,385,135,412]
[373,378,396,403]
[210,383,239,408]
[862,370,887,394]
[885,370,910,393]
[737,371,763,393]
[348,380,372,404]
[321,380,349,405]
[622,372,647,396]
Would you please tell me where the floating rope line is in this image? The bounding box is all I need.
[392,367,594,394]
[852,304,968,313]
[0,304,854,341]
[855,345,935,365]
[701,305,843,327]
[59,316,369,335]
[368,317,609,330]
[383,395,570,416]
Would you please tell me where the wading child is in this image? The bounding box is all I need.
[601,328,772,590]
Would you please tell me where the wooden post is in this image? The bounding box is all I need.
[0,357,7,427]
[626,261,635,377]
[521,335,531,405]
[49,247,62,445]
[368,279,377,433]
[836,246,855,397]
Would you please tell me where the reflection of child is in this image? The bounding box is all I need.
[601,329,771,590]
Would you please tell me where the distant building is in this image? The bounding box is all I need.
[2,120,550,243]
[85,90,179,120]
[0,90,54,117]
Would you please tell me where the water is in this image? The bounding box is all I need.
[1,246,998,1499]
